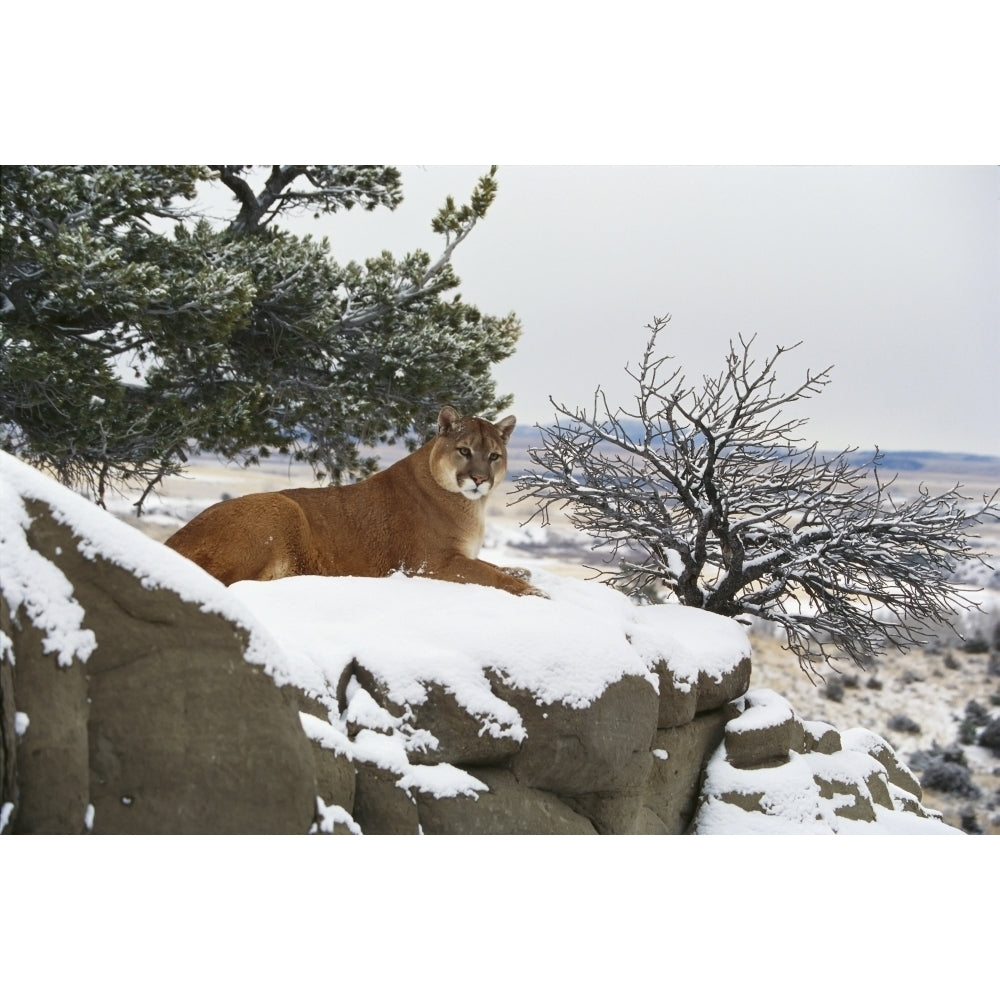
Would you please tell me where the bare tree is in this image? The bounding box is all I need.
[514,315,999,679]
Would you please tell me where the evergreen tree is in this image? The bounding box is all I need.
[1,165,520,507]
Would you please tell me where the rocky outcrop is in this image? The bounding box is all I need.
[309,639,948,836]
[1,458,317,834]
[1,451,957,835]
[226,570,763,835]
[690,689,947,833]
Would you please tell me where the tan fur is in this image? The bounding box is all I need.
[164,406,541,596]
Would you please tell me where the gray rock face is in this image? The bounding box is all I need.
[2,494,317,834]
[644,709,737,833]
[651,655,752,728]
[336,661,744,835]
[330,614,752,835]
[417,768,598,835]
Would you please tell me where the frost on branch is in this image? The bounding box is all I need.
[1,165,518,509]
[514,315,1000,680]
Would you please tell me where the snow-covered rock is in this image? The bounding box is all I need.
[692,689,957,834]
[0,452,316,833]
[0,450,959,834]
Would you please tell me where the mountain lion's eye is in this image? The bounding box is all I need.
[489,453,500,462]
[458,447,472,458]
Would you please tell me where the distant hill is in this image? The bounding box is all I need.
[846,450,1000,471]
[242,424,999,488]
[509,424,1000,480]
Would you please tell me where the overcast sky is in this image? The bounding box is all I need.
[13,8,997,455]
[11,3,997,457]
[256,165,998,456]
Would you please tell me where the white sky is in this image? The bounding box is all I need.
[10,6,997,456]
[265,165,998,455]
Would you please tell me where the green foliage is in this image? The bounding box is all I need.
[1,165,520,506]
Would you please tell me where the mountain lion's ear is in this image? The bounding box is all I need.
[438,406,462,436]
[495,415,516,442]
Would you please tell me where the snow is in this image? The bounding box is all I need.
[0,483,98,667]
[310,798,361,835]
[232,569,677,716]
[228,569,753,770]
[0,448,964,835]
[0,449,292,679]
[664,547,686,581]
[841,725,907,761]
[691,794,953,835]
[397,762,489,799]
[297,711,355,757]
[629,602,751,687]
[726,687,796,734]
[802,718,837,743]
[323,714,486,802]
[694,688,963,835]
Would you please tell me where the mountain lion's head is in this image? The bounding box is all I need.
[430,406,516,500]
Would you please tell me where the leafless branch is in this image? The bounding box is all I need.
[513,316,1000,680]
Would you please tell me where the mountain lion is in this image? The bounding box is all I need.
[164,406,542,596]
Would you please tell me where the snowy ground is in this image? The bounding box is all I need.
[748,636,1000,833]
